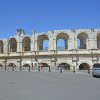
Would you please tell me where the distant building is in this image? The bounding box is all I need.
[0,28,100,71]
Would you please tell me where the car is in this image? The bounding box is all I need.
[92,63,100,77]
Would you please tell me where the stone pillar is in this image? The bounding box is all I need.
[53,38,56,50]
[3,39,8,54]
[19,41,22,52]
[17,37,19,52]
[17,36,22,52]
[74,37,78,49]
[68,38,72,50]
[30,40,33,51]
[87,38,92,49]
[34,34,38,52]
[73,31,78,49]
[69,31,75,49]
[97,39,100,49]
[68,39,70,50]
[32,31,38,52]
[69,37,74,49]
[53,33,57,51]
[93,38,97,49]
[48,31,54,51]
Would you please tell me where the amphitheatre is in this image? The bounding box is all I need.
[0,28,100,71]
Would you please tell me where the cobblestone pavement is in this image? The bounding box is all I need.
[0,71,100,100]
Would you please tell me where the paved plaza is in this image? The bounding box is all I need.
[0,71,100,100]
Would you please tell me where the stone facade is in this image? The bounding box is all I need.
[0,28,100,71]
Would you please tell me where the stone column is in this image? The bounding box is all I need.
[20,42,22,52]
[17,36,22,52]
[3,39,7,53]
[68,38,70,50]
[34,34,38,52]
[87,38,92,49]
[74,37,78,49]
[53,33,57,51]
[30,40,33,51]
[48,31,54,51]
[68,38,73,50]
[69,31,76,49]
[93,38,97,49]
[97,39,100,49]
[32,31,38,52]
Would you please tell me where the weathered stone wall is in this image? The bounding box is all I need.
[0,28,100,71]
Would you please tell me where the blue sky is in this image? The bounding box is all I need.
[0,0,100,38]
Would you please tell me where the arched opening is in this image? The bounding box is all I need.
[79,63,90,70]
[77,33,88,49]
[0,64,3,70]
[9,38,17,52]
[0,64,3,67]
[7,63,16,70]
[38,35,49,51]
[38,63,50,71]
[97,33,100,49]
[0,40,3,53]
[77,38,80,49]
[56,33,69,50]
[23,64,30,71]
[41,63,50,67]
[43,40,49,50]
[59,63,70,70]
[57,39,65,50]
[22,37,31,51]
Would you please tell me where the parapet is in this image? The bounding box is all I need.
[16,29,25,36]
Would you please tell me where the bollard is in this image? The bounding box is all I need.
[12,66,14,71]
[88,68,90,74]
[48,66,51,72]
[60,66,62,73]
[73,66,75,73]
[29,66,30,71]
[38,66,40,72]
[20,66,22,71]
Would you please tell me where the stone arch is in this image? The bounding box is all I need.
[23,63,30,67]
[94,31,100,39]
[58,63,70,70]
[37,34,49,51]
[56,33,69,50]
[97,33,100,49]
[38,62,50,71]
[7,63,17,70]
[7,63,17,67]
[0,64,3,67]
[79,62,90,70]
[57,60,71,70]
[77,32,88,49]
[41,63,50,67]
[22,37,31,51]
[9,38,17,52]
[0,64,3,70]
[0,40,3,53]
[23,63,30,71]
